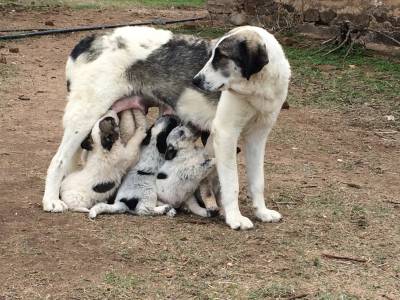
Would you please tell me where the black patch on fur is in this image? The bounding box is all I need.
[157,172,168,179]
[137,170,154,176]
[81,133,93,151]
[156,117,180,154]
[93,181,115,193]
[70,34,96,60]
[125,35,221,108]
[120,197,139,210]
[141,125,153,146]
[164,145,177,160]
[194,188,206,208]
[237,147,241,154]
[238,40,269,80]
[106,190,117,204]
[99,117,119,151]
[66,80,71,92]
[201,158,211,167]
[207,209,219,218]
[201,131,210,146]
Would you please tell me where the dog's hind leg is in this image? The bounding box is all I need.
[184,195,210,218]
[88,201,128,219]
[43,127,91,212]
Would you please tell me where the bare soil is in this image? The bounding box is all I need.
[0,6,399,300]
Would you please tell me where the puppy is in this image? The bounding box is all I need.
[156,125,217,217]
[89,115,180,218]
[60,110,146,212]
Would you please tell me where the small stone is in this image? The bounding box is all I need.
[230,12,247,26]
[18,95,30,101]
[9,47,19,53]
[44,20,55,26]
[385,115,395,121]
[304,9,320,22]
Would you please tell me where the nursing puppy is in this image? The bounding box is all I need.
[89,115,179,218]
[60,110,146,212]
[156,125,217,217]
[43,26,291,230]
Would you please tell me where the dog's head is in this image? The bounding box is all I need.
[164,124,200,160]
[192,27,268,92]
[141,114,180,155]
[81,110,120,152]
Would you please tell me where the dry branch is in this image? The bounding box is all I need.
[322,252,367,263]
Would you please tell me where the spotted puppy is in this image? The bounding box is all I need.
[156,125,217,217]
[89,115,180,218]
[60,110,146,212]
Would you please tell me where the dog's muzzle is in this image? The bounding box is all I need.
[192,74,204,90]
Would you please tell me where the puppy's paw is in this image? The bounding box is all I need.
[166,207,177,217]
[206,208,219,218]
[255,208,282,223]
[43,198,68,213]
[226,214,254,230]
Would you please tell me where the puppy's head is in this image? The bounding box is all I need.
[82,110,120,152]
[192,27,268,92]
[164,125,200,160]
[141,115,180,155]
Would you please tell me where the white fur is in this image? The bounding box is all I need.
[60,110,146,212]
[195,26,291,229]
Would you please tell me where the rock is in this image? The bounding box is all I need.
[0,55,6,64]
[44,20,55,26]
[9,47,19,53]
[18,95,30,101]
[229,12,247,26]
[320,9,337,25]
[304,9,320,22]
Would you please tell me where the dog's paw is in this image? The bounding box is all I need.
[43,199,68,213]
[225,214,254,230]
[255,208,282,223]
[88,209,97,219]
[166,207,177,217]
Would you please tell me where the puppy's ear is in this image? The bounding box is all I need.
[156,117,180,154]
[81,133,93,151]
[238,40,268,80]
[186,122,201,139]
[165,145,177,160]
[141,125,153,146]
[99,117,119,151]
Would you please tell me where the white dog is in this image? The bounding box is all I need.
[60,110,146,212]
[43,26,290,230]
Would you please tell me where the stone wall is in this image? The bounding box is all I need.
[207,0,400,47]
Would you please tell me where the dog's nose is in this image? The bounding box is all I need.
[192,75,202,88]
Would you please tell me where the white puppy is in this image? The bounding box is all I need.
[156,125,217,217]
[60,110,146,212]
[89,115,180,218]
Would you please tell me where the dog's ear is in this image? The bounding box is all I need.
[81,133,93,151]
[141,125,153,146]
[165,145,177,160]
[238,40,268,80]
[156,117,180,154]
[99,117,119,151]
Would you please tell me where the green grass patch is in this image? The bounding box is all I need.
[249,284,295,299]
[104,272,139,290]
[0,0,205,9]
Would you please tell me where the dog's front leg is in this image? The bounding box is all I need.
[43,127,90,212]
[212,92,255,230]
[244,120,282,223]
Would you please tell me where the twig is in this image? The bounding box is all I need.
[385,200,400,205]
[369,29,400,46]
[344,39,355,59]
[323,29,351,56]
[133,234,155,245]
[322,252,367,263]
[287,294,309,300]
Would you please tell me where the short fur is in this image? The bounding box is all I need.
[156,125,216,217]
[43,26,291,230]
[88,115,179,218]
[60,110,146,212]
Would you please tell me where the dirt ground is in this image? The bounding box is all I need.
[0,6,399,300]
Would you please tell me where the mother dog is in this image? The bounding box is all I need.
[43,25,290,230]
